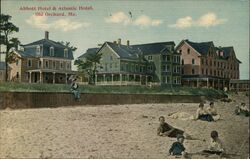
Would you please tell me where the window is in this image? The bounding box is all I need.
[167,65,170,72]
[45,61,49,68]
[67,63,70,70]
[214,70,216,76]
[110,63,112,69]
[214,61,216,66]
[16,72,19,78]
[179,49,182,54]
[177,56,180,63]
[110,56,113,60]
[38,60,42,68]
[60,62,63,69]
[115,63,118,68]
[64,49,68,58]
[16,60,19,66]
[201,59,204,65]
[206,69,208,75]
[173,56,177,63]
[53,61,56,69]
[210,60,212,66]
[140,66,143,72]
[148,56,152,60]
[36,46,40,55]
[162,65,166,71]
[135,65,139,72]
[49,47,54,56]
[162,55,166,61]
[27,59,32,67]
[192,59,195,65]
[187,48,190,54]
[167,76,171,84]
[167,55,171,62]
[210,69,212,75]
[192,69,195,74]
[182,59,184,65]
[202,69,204,74]
[105,63,108,71]
[206,59,208,65]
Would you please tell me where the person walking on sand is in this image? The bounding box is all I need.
[71,78,80,101]
[235,102,249,117]
[195,103,214,122]
[206,102,221,121]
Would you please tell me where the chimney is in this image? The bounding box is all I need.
[127,40,130,46]
[45,31,49,39]
[117,38,121,45]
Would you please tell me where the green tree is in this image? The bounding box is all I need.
[74,52,102,84]
[0,14,19,81]
[58,41,77,52]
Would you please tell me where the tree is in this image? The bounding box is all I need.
[58,41,77,52]
[74,52,102,84]
[0,14,19,81]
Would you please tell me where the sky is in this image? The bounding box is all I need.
[1,0,249,79]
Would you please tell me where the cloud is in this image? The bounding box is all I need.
[105,12,131,25]
[197,12,227,27]
[169,12,227,29]
[169,16,192,28]
[134,15,163,27]
[26,15,90,32]
[105,12,163,27]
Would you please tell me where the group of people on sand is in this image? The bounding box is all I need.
[157,116,225,158]
[168,101,221,122]
[158,100,249,158]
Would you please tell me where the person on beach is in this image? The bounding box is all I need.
[235,102,249,117]
[195,103,214,122]
[157,116,184,137]
[168,134,188,158]
[202,131,225,156]
[71,78,80,101]
[206,102,221,121]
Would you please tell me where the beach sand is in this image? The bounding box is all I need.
[0,93,249,159]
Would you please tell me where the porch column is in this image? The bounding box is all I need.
[188,79,190,87]
[196,78,199,87]
[103,74,106,83]
[40,71,43,83]
[65,73,68,84]
[53,72,55,84]
[111,74,114,84]
[134,74,136,84]
[127,74,129,85]
[146,75,148,86]
[212,79,215,88]
[53,72,56,84]
[206,78,209,88]
[95,74,97,84]
[140,75,142,85]
[223,80,225,90]
[120,74,122,85]
[217,79,220,90]
[29,72,32,83]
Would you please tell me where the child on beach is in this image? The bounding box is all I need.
[195,103,214,122]
[168,134,187,158]
[203,130,225,156]
[206,102,221,121]
[235,102,249,117]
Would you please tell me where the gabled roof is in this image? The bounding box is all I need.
[78,48,99,59]
[0,61,6,70]
[184,40,214,55]
[21,38,74,60]
[215,46,241,63]
[131,41,175,55]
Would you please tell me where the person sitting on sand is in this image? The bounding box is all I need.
[202,130,225,156]
[206,102,221,121]
[71,79,81,101]
[169,134,188,158]
[157,116,185,137]
[235,102,249,117]
[195,103,214,122]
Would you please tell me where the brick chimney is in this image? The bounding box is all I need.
[117,38,121,45]
[45,31,49,40]
[127,40,130,46]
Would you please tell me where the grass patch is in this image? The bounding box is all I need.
[0,82,227,96]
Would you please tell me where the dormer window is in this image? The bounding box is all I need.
[50,47,54,56]
[64,49,68,58]
[36,46,40,55]
[187,48,190,54]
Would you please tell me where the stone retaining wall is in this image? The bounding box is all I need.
[0,92,226,109]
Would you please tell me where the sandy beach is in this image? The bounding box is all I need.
[0,93,249,159]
